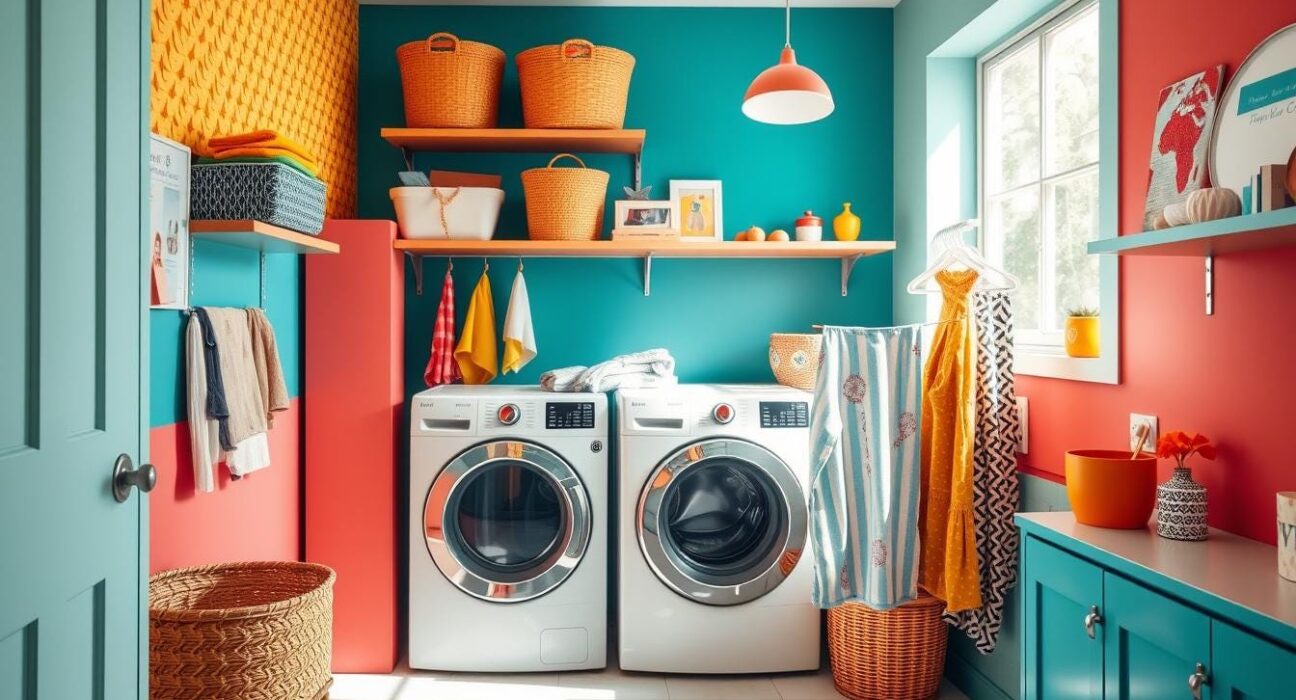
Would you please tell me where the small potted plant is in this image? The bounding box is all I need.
[1064,307,1100,358]
[1154,431,1216,541]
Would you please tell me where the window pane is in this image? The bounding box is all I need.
[1044,6,1099,175]
[986,41,1041,194]
[988,187,1041,332]
[1046,167,1100,331]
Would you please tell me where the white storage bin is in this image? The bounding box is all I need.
[390,186,504,240]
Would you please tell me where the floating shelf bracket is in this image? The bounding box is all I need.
[406,252,426,295]
[1205,255,1214,316]
[841,254,862,297]
[633,151,643,192]
[642,253,653,297]
[401,147,415,172]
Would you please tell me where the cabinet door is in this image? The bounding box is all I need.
[1103,573,1211,700]
[1022,537,1105,700]
[1211,620,1296,699]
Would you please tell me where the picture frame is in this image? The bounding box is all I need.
[614,199,677,231]
[148,133,191,310]
[669,179,724,241]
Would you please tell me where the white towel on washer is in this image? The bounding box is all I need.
[541,349,677,392]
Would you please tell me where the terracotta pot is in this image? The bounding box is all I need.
[1065,450,1157,529]
[1064,316,1100,358]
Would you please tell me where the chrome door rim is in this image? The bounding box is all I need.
[425,440,590,603]
[637,438,808,606]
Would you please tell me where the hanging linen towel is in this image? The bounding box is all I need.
[946,291,1021,652]
[186,314,272,492]
[455,272,498,385]
[424,269,462,387]
[204,308,270,446]
[502,270,537,374]
[191,308,232,451]
[809,324,924,610]
[919,270,983,613]
[248,308,289,427]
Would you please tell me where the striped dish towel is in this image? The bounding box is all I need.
[424,269,462,386]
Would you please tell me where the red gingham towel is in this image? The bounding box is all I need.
[424,269,462,386]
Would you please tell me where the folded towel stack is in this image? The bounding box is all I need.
[541,349,678,393]
[192,130,329,235]
[204,130,321,177]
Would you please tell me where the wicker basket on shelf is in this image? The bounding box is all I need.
[827,593,950,700]
[516,39,635,129]
[521,153,609,240]
[149,561,335,700]
[397,32,505,128]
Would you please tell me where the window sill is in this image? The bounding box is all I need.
[1016,347,1117,384]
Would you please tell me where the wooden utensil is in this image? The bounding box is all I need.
[1131,423,1150,458]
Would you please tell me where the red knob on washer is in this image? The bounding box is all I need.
[498,403,520,426]
[712,403,735,424]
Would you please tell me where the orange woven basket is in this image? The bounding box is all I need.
[827,593,950,700]
[521,153,610,240]
[516,39,635,129]
[397,32,505,128]
[149,561,335,700]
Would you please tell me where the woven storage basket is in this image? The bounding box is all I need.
[516,39,635,129]
[769,333,822,391]
[397,32,505,128]
[150,562,336,700]
[827,594,950,700]
[191,162,327,234]
[521,153,609,240]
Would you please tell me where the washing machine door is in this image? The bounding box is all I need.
[637,438,808,606]
[424,440,590,603]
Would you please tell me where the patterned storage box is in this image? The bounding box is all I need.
[191,162,327,234]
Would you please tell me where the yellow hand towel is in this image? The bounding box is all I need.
[455,272,498,385]
[206,130,317,163]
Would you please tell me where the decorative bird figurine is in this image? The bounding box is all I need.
[623,185,653,200]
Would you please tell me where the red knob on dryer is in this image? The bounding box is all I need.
[498,403,521,426]
[712,403,735,424]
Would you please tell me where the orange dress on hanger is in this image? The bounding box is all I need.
[919,269,982,612]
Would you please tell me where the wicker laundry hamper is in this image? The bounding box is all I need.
[827,593,950,700]
[516,39,635,128]
[397,32,505,128]
[150,561,336,700]
[521,153,609,240]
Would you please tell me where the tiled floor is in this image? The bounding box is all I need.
[332,660,971,700]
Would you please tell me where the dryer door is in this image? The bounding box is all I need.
[638,438,808,606]
[424,440,590,603]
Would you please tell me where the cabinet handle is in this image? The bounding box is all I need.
[1083,605,1103,639]
[1188,662,1209,700]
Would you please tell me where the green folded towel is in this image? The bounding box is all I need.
[195,154,317,179]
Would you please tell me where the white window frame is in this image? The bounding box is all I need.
[975,0,1119,384]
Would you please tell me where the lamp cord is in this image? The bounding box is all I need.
[785,0,791,47]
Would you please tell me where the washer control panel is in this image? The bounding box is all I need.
[546,401,595,430]
[759,401,809,428]
[497,403,521,426]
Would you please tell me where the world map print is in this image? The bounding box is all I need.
[1143,66,1225,230]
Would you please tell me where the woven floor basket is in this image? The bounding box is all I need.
[522,153,609,240]
[769,333,822,391]
[149,561,336,700]
[516,39,635,129]
[827,594,950,700]
[398,32,505,128]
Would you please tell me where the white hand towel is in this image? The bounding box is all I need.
[577,348,676,392]
[541,366,587,392]
[502,271,537,374]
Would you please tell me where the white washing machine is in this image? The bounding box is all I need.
[409,386,607,672]
[616,384,820,674]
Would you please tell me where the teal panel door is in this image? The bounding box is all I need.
[1211,621,1296,699]
[1103,573,1212,700]
[1022,536,1104,700]
[0,0,148,698]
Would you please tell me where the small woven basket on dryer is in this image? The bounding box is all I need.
[521,153,609,240]
[149,561,336,700]
[827,593,950,700]
[397,32,505,128]
[515,38,635,129]
[769,333,822,391]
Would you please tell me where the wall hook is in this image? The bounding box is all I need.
[518,258,524,273]
[483,257,489,273]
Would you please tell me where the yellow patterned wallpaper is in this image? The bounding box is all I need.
[151,0,358,217]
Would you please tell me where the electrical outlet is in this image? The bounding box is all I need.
[1017,396,1029,454]
[1130,413,1158,453]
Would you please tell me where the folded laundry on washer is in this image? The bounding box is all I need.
[541,349,677,392]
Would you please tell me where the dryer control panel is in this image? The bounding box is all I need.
[759,401,809,428]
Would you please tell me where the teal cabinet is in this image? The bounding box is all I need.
[1102,574,1211,700]
[1023,537,1104,700]
[1211,621,1296,699]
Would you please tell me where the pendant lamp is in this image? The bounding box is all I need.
[742,0,834,125]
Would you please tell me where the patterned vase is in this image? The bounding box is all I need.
[1156,467,1208,541]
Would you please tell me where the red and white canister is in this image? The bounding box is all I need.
[795,210,823,241]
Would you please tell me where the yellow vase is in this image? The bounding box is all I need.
[1064,316,1100,358]
[833,202,861,241]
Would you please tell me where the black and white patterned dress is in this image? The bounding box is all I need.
[944,291,1021,653]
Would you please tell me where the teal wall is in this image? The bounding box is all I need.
[147,243,301,427]
[357,5,893,394]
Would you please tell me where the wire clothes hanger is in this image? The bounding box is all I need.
[906,219,1019,295]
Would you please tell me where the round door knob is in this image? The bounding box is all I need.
[713,403,735,424]
[113,454,157,503]
[498,403,521,426]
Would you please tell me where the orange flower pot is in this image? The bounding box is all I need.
[1065,450,1157,529]
[1064,317,1100,358]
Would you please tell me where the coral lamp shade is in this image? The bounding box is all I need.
[742,46,834,125]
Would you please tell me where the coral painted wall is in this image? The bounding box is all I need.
[1017,0,1296,546]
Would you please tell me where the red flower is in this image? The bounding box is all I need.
[1156,431,1216,469]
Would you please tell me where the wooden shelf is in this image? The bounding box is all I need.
[380,128,646,155]
[1088,208,1296,256]
[191,220,340,255]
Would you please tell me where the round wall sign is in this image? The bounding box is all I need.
[1208,23,1296,198]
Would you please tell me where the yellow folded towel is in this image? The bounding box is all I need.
[455,273,498,385]
[206,130,317,163]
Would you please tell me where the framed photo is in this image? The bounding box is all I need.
[670,180,723,241]
[614,199,676,230]
[148,133,191,310]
